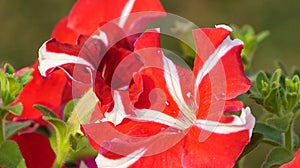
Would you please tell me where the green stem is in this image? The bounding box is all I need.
[285,120,293,152]
[53,141,69,168]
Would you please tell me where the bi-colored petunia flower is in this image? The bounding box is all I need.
[38,22,255,167]
[14,0,165,121]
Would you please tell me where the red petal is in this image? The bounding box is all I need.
[51,17,79,44]
[13,133,55,168]
[281,150,300,168]
[15,62,67,120]
[68,0,165,35]
[182,126,250,167]
[193,26,250,121]
[130,139,183,168]
[193,26,250,100]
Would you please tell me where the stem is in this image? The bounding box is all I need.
[285,120,293,151]
[53,141,69,168]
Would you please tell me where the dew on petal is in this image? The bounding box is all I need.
[186,92,192,99]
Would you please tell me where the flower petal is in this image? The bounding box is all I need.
[95,148,146,168]
[38,39,95,77]
[14,62,67,120]
[193,25,251,100]
[12,133,56,168]
[51,17,79,44]
[195,107,255,137]
[68,0,165,35]
[182,108,255,167]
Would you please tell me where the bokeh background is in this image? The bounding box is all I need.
[0,0,300,167]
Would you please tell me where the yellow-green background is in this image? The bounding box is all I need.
[1,0,300,167]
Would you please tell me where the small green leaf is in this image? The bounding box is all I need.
[254,122,283,146]
[34,104,58,118]
[17,68,34,86]
[69,133,85,152]
[4,63,15,75]
[264,88,282,114]
[69,134,78,151]
[5,121,31,140]
[262,147,293,168]
[63,99,78,122]
[256,71,270,95]
[267,113,293,133]
[271,69,282,84]
[4,103,23,116]
[0,140,26,168]
[2,76,22,105]
[43,116,67,155]
[286,92,298,112]
[67,89,98,134]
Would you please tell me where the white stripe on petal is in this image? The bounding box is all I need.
[38,41,94,76]
[215,24,232,31]
[95,148,146,168]
[118,0,136,28]
[163,55,196,124]
[194,35,243,94]
[195,107,255,138]
[101,91,129,126]
[92,30,108,46]
[130,108,190,130]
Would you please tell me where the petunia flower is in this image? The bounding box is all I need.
[281,150,300,168]
[14,0,165,121]
[38,20,255,167]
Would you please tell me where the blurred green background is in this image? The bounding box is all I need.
[1,0,299,71]
[0,0,300,167]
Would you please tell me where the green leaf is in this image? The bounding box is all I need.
[34,104,58,119]
[4,103,23,116]
[0,71,8,104]
[4,63,15,75]
[67,89,98,134]
[1,75,22,105]
[69,133,85,152]
[0,140,26,168]
[256,71,270,95]
[286,92,298,112]
[264,87,282,114]
[5,121,31,140]
[267,113,294,133]
[254,122,283,146]
[43,116,67,155]
[271,69,282,84]
[17,68,34,86]
[262,147,293,168]
[63,99,78,122]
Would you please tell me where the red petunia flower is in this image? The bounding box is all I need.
[281,150,300,168]
[38,21,255,167]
